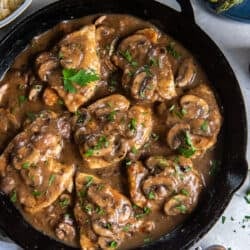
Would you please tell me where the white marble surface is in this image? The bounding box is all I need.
[0,0,249,249]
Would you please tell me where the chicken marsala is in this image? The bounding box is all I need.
[0,14,222,249]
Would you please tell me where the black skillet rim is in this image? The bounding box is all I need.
[0,0,248,249]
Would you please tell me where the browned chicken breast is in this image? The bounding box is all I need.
[35,25,101,113]
[74,95,153,168]
[74,173,140,250]
[112,28,176,102]
[0,111,74,213]
[166,84,222,158]
[128,156,202,215]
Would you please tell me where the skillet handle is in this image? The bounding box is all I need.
[176,0,195,21]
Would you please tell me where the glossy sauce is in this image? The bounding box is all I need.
[0,15,222,249]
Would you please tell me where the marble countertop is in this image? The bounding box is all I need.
[0,0,249,249]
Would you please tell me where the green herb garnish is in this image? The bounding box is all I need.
[178,131,196,158]
[201,120,209,132]
[180,188,189,196]
[22,162,30,169]
[148,191,155,200]
[123,224,131,232]
[129,118,137,131]
[222,215,226,224]
[175,204,187,214]
[32,189,42,197]
[62,68,100,93]
[10,190,17,203]
[109,241,118,248]
[48,174,56,186]
[59,198,70,208]
[26,112,36,121]
[166,42,181,59]
[107,110,117,122]
[120,50,138,67]
[18,95,27,105]
[244,190,250,204]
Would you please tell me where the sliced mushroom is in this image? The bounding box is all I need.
[149,46,176,100]
[35,52,58,82]
[164,194,190,216]
[131,71,157,101]
[80,134,128,169]
[190,119,212,137]
[55,217,76,242]
[28,84,43,101]
[126,105,153,151]
[176,58,196,87]
[127,161,148,208]
[88,94,130,118]
[180,95,209,120]
[142,175,177,204]
[74,173,136,250]
[167,123,190,150]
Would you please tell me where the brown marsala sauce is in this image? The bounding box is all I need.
[0,14,222,249]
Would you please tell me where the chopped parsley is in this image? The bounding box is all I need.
[18,95,27,105]
[169,104,186,119]
[48,174,56,186]
[244,190,250,204]
[222,215,226,224]
[62,68,100,93]
[109,241,118,248]
[85,148,94,157]
[166,42,181,59]
[180,188,189,196]
[22,162,30,169]
[86,176,93,188]
[32,189,42,197]
[131,146,138,154]
[128,118,137,131]
[201,120,209,132]
[84,136,109,157]
[148,191,155,200]
[59,198,70,208]
[120,50,138,67]
[125,159,132,167]
[175,204,187,214]
[95,206,105,215]
[10,190,17,203]
[26,112,36,121]
[149,57,159,67]
[178,131,196,158]
[107,110,117,122]
[85,204,93,213]
[135,207,151,219]
[123,224,131,232]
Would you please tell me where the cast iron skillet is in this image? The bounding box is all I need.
[0,0,248,249]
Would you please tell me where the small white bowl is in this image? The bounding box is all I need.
[0,0,32,29]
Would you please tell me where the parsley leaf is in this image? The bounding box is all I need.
[48,174,56,186]
[129,118,137,131]
[166,42,181,59]
[201,120,209,132]
[10,190,17,203]
[178,131,196,158]
[175,204,187,214]
[244,190,250,204]
[109,241,118,248]
[62,68,100,93]
[22,162,30,169]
